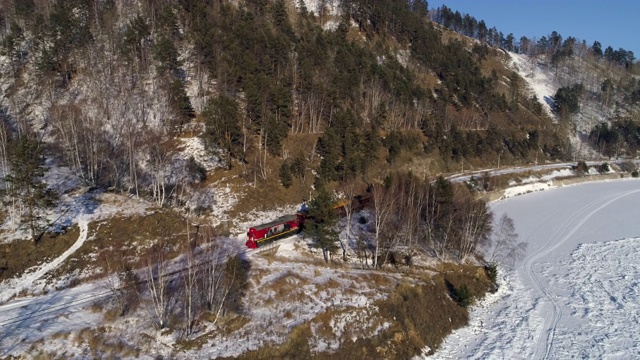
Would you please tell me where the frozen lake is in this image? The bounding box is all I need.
[431,179,640,359]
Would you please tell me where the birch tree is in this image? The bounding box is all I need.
[145,237,173,329]
[455,192,492,262]
[200,227,230,323]
[337,180,360,261]
[371,183,396,268]
[182,222,198,336]
[488,213,527,268]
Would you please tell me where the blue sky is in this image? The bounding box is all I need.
[428,0,639,58]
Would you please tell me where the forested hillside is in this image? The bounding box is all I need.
[0,0,575,213]
[431,4,640,157]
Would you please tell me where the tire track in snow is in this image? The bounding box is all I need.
[0,219,89,304]
[525,189,640,359]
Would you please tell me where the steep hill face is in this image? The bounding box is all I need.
[0,0,574,211]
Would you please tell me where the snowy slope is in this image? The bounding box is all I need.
[430,179,640,359]
[509,52,557,119]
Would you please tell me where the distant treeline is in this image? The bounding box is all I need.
[431,5,636,69]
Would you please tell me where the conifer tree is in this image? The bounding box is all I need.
[203,95,243,168]
[305,186,339,262]
[279,161,292,188]
[4,135,57,242]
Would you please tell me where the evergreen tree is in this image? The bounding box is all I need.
[592,41,603,58]
[554,84,584,115]
[153,35,180,75]
[317,128,340,181]
[203,95,243,168]
[4,136,57,242]
[168,78,195,132]
[305,186,339,262]
[279,161,293,188]
[290,154,307,180]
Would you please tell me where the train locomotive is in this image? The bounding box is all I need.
[244,193,370,249]
[245,213,304,249]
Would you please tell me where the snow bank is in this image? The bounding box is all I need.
[174,136,221,171]
[502,181,554,199]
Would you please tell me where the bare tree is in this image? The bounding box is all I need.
[361,79,387,123]
[488,213,527,268]
[0,118,7,175]
[100,253,140,317]
[304,90,328,134]
[371,183,396,268]
[0,119,18,231]
[455,192,493,262]
[355,234,370,268]
[392,175,425,263]
[182,222,199,336]
[338,180,360,261]
[199,227,231,323]
[432,210,455,262]
[145,237,173,329]
[145,130,172,207]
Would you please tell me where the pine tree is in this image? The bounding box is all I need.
[279,161,293,188]
[305,187,339,262]
[203,95,243,168]
[168,78,195,132]
[4,136,57,242]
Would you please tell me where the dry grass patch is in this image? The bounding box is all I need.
[0,225,80,281]
[74,327,140,359]
[315,278,341,293]
[178,314,252,351]
[226,322,313,360]
[52,209,188,281]
[361,272,396,289]
[262,270,311,304]
[232,264,493,360]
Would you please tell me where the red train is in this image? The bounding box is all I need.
[244,193,371,249]
[245,214,304,249]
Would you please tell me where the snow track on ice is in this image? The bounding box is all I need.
[525,189,640,359]
[430,179,640,359]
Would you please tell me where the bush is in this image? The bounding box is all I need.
[632,170,639,178]
[446,281,473,308]
[484,264,498,285]
[620,161,637,173]
[575,160,589,176]
[598,162,610,174]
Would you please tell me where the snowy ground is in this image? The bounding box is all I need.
[3,165,640,358]
[429,179,640,359]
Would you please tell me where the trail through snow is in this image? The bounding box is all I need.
[0,219,89,304]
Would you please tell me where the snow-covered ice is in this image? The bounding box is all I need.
[430,179,640,359]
